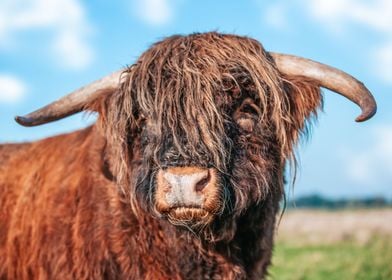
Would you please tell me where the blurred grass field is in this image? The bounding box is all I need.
[268,209,392,280]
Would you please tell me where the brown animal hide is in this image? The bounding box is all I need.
[1,32,374,279]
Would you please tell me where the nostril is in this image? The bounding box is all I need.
[194,171,210,192]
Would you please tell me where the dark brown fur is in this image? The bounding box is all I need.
[0,32,322,279]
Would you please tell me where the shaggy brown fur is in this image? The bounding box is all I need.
[0,32,322,279]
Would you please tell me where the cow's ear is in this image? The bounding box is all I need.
[84,88,117,124]
[281,75,323,156]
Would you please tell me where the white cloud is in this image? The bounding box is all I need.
[263,0,392,84]
[373,41,392,83]
[53,30,94,69]
[0,74,27,104]
[0,0,94,70]
[264,3,289,30]
[133,0,173,26]
[306,0,392,33]
[345,125,392,186]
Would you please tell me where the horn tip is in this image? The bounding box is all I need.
[15,116,35,127]
[355,106,377,122]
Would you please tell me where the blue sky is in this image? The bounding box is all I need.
[0,0,391,199]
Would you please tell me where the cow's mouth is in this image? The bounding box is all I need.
[166,206,213,224]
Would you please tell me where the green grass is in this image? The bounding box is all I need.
[268,237,392,280]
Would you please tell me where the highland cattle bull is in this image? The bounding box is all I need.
[0,32,376,279]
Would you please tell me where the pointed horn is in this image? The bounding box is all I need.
[15,70,124,127]
[270,52,377,122]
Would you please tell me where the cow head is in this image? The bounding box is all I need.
[16,32,376,240]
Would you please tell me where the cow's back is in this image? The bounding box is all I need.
[0,143,31,166]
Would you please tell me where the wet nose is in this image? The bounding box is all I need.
[161,167,211,207]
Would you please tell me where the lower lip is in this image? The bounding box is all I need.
[169,207,210,219]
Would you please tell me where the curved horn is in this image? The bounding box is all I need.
[15,70,124,127]
[270,52,377,122]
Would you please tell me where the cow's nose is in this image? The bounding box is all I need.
[155,167,222,220]
[160,167,211,207]
[164,169,210,192]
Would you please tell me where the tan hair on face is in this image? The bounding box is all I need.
[103,32,322,210]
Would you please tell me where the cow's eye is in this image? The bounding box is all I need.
[241,103,259,116]
[234,98,260,133]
